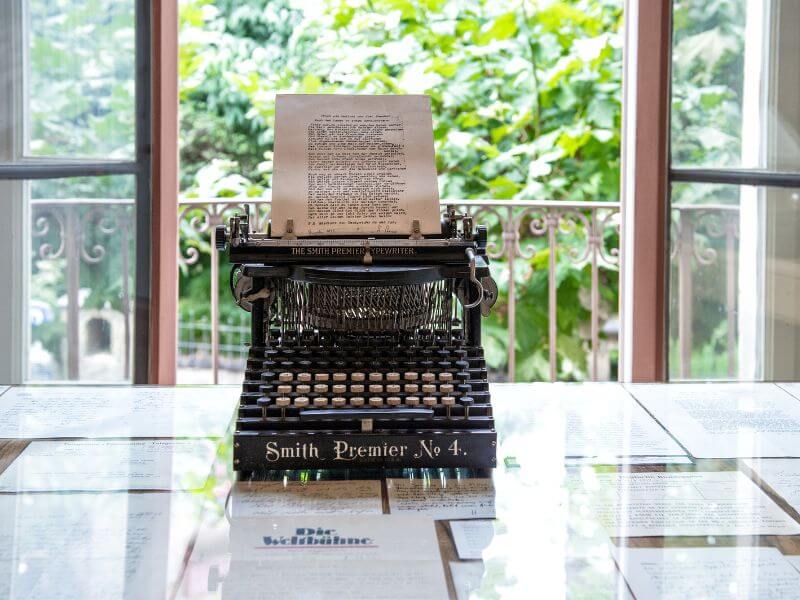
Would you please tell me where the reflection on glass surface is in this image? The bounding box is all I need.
[27,0,136,159]
[668,182,800,380]
[671,0,800,172]
[28,176,136,382]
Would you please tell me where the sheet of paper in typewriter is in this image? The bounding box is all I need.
[271,94,441,237]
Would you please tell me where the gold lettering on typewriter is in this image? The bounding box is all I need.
[290,246,417,257]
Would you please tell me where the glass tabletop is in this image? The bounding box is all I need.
[1,383,800,599]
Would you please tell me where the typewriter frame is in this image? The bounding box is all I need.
[217,207,498,473]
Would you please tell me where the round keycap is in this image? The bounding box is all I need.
[404,384,419,393]
[332,397,346,408]
[440,384,454,394]
[333,384,346,394]
[405,396,420,406]
[369,397,383,407]
[404,372,419,381]
[439,372,454,382]
[386,372,401,381]
[276,396,291,407]
[369,372,383,382]
[386,384,400,394]
[313,397,328,408]
[351,384,365,393]
[314,373,330,382]
[352,372,366,382]
[422,384,436,394]
[296,384,311,394]
[277,384,292,394]
[421,373,436,382]
[294,397,309,408]
[441,396,456,406]
[350,397,365,407]
[369,384,383,393]
[313,384,328,393]
[256,397,272,408]
[387,396,401,406]
[422,396,437,407]
[298,373,312,382]
[333,373,347,381]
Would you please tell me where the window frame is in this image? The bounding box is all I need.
[0,0,177,384]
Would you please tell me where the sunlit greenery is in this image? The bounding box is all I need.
[179,0,623,381]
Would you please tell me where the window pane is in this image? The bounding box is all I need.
[27,0,136,159]
[671,0,800,172]
[29,175,136,381]
[668,182,800,381]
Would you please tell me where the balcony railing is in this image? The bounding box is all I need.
[27,197,739,383]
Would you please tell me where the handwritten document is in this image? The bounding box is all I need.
[230,480,383,517]
[271,94,441,237]
[449,520,494,560]
[744,458,800,516]
[571,470,800,537]
[387,477,496,519]
[628,383,800,457]
[0,492,200,600]
[0,440,217,492]
[614,547,800,600]
[0,385,239,438]
[491,383,686,462]
[219,515,447,599]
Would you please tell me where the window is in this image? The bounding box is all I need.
[0,0,152,383]
[668,0,800,380]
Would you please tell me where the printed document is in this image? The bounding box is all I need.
[614,546,800,600]
[570,470,800,537]
[0,439,217,491]
[229,480,383,517]
[628,383,800,457]
[271,94,441,236]
[0,385,239,438]
[387,477,495,519]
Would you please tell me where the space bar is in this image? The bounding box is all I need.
[299,408,433,421]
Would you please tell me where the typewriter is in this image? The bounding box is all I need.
[215,207,498,472]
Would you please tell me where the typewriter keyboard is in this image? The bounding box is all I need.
[237,338,491,430]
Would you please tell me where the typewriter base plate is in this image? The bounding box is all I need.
[233,430,496,471]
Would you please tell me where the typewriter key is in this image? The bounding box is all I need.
[440,384,454,394]
[387,396,401,406]
[333,373,347,382]
[368,384,383,394]
[298,373,312,382]
[442,396,456,418]
[422,396,437,407]
[386,372,401,382]
[386,384,400,394]
[350,396,365,407]
[294,397,309,409]
[404,383,419,393]
[369,397,383,407]
[421,373,436,382]
[460,396,474,419]
[404,372,419,381]
[313,384,329,394]
[457,383,472,394]
[405,396,420,406]
[277,384,292,395]
[438,372,454,382]
[351,372,366,382]
[332,384,346,394]
[368,372,383,382]
[422,384,436,394]
[314,373,330,382]
[296,384,311,394]
[332,397,346,408]
[256,397,272,418]
[350,384,365,393]
[276,396,291,420]
[313,397,329,408]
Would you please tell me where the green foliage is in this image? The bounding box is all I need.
[179,0,623,380]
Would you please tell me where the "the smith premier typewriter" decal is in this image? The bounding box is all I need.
[290,246,417,256]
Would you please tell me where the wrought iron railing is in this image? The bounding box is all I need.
[27,197,740,383]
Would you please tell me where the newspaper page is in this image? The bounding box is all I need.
[271,94,441,237]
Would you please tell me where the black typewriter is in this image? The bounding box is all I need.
[215,208,498,472]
